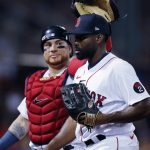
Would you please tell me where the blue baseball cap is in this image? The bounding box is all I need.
[68,14,111,36]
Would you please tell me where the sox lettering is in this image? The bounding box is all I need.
[90,91,106,107]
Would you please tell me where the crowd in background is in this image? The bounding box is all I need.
[0,0,150,149]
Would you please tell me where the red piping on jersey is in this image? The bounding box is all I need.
[86,57,116,86]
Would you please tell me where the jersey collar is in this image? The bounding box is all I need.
[85,52,117,71]
[88,52,108,69]
[43,68,67,78]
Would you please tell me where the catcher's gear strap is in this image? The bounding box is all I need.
[62,70,69,84]
[0,131,19,150]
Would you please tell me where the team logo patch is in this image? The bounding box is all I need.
[133,82,145,93]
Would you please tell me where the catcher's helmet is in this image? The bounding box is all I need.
[41,26,72,55]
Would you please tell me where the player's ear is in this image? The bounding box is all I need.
[96,34,103,43]
[68,46,73,57]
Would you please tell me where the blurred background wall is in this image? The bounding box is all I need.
[0,0,150,149]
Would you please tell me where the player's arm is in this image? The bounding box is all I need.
[96,97,150,124]
[97,63,150,125]
[0,114,29,150]
[45,117,76,150]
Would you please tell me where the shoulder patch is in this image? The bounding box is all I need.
[133,82,145,93]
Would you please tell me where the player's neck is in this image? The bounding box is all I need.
[48,63,68,77]
[48,67,67,77]
[88,51,108,69]
[88,45,106,66]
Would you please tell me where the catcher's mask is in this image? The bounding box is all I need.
[41,26,73,57]
[67,13,111,36]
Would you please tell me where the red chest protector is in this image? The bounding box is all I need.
[25,70,69,145]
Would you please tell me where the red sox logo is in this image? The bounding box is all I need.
[133,82,145,93]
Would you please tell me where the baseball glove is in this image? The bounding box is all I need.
[61,83,100,129]
[71,0,120,22]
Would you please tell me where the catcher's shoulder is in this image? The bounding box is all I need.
[30,69,47,77]
[68,57,87,77]
[25,69,47,82]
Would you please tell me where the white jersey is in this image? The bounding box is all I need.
[18,68,74,149]
[74,53,150,142]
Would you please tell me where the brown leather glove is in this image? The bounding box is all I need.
[71,0,120,22]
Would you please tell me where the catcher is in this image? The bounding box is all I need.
[0,26,86,150]
[45,1,150,150]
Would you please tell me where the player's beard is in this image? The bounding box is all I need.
[46,55,69,69]
[75,44,98,60]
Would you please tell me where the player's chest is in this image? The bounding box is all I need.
[75,68,117,107]
[75,68,110,89]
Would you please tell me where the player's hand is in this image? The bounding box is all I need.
[77,112,96,127]
[77,111,104,127]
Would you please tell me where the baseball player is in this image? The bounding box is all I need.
[0,26,85,150]
[45,14,150,150]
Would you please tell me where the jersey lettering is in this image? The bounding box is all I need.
[96,94,106,107]
[90,91,106,107]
